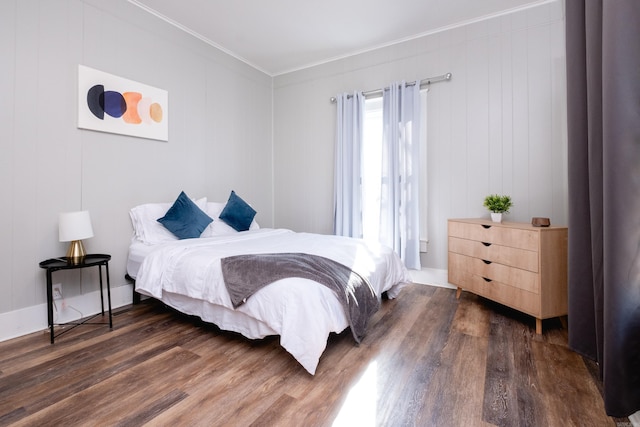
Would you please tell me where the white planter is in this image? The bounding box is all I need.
[491,213,503,223]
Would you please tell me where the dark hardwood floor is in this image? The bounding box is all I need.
[0,284,629,426]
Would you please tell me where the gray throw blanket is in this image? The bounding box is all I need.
[220,252,380,344]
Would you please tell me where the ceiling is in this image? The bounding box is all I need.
[128,0,551,76]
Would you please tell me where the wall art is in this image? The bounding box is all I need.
[78,65,168,141]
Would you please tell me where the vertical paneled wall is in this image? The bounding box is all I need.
[272,1,567,274]
[0,0,273,339]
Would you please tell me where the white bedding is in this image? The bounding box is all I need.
[133,228,410,374]
[127,242,154,279]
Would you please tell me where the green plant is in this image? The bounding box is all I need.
[483,194,513,213]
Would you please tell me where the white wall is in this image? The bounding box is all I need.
[272,1,567,282]
[0,0,273,340]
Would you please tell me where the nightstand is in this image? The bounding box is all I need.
[39,254,113,343]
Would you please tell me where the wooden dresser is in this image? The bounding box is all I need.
[448,218,568,334]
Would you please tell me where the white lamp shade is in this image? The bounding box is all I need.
[59,211,94,242]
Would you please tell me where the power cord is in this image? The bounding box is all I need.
[52,288,83,323]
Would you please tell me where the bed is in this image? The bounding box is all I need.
[127,192,410,374]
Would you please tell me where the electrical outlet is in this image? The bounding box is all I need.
[52,283,63,300]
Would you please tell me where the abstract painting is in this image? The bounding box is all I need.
[77,65,168,141]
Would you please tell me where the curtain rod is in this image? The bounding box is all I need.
[329,72,452,103]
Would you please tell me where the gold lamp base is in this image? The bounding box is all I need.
[66,240,87,264]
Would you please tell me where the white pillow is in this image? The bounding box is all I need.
[201,201,259,237]
[130,197,207,244]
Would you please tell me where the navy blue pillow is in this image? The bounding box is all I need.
[157,191,213,239]
[219,191,256,232]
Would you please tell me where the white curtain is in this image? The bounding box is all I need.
[334,92,364,237]
[379,82,421,269]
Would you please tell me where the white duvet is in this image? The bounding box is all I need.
[135,228,410,374]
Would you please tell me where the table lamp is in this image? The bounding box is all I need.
[59,211,94,263]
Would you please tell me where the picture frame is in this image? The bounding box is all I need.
[77,65,168,141]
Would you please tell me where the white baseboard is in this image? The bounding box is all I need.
[0,284,134,343]
[409,267,455,289]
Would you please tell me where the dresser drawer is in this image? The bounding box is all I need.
[448,236,539,272]
[449,252,539,293]
[462,271,541,316]
[448,220,539,251]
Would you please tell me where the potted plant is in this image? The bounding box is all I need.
[483,194,513,223]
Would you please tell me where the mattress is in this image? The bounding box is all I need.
[126,240,155,279]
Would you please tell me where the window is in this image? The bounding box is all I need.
[361,90,428,250]
[362,97,383,243]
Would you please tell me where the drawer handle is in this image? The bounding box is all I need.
[482,277,493,282]
[482,259,492,264]
[482,225,491,229]
[482,242,492,247]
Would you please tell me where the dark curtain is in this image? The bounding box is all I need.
[566,0,640,418]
